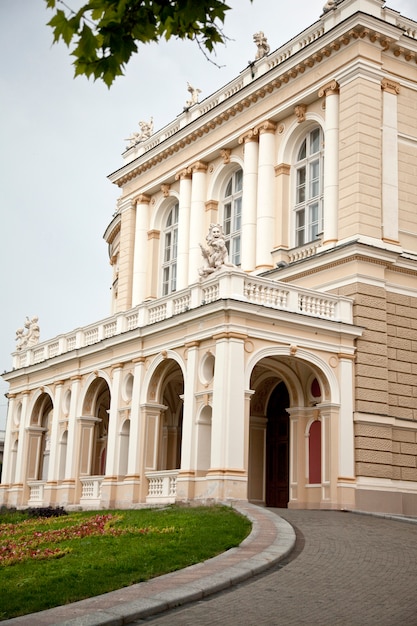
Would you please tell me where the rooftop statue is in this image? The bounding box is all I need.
[253,31,270,60]
[15,315,40,351]
[186,82,202,107]
[124,117,154,148]
[323,0,337,11]
[199,224,235,278]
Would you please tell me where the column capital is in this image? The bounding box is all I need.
[189,160,208,174]
[147,229,160,240]
[318,80,339,98]
[238,129,259,144]
[254,120,277,135]
[275,163,291,176]
[175,168,192,181]
[134,193,151,205]
[381,78,400,95]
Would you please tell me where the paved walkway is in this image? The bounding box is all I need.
[141,509,417,626]
[5,504,417,626]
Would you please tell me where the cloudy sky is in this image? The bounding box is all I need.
[0,0,416,430]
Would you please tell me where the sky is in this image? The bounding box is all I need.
[0,0,416,430]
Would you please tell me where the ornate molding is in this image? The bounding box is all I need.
[135,193,151,205]
[294,104,307,123]
[318,79,339,98]
[205,199,219,213]
[220,148,231,164]
[189,160,208,174]
[238,129,258,144]
[381,78,400,95]
[161,184,170,197]
[175,168,192,181]
[275,163,291,176]
[254,120,277,135]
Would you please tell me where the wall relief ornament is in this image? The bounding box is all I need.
[15,316,40,351]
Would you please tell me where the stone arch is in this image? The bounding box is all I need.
[207,156,244,200]
[79,376,111,476]
[149,193,180,232]
[246,345,339,508]
[278,114,325,165]
[142,352,185,471]
[27,391,54,482]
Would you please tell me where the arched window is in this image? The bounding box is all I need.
[222,169,242,265]
[162,203,179,296]
[294,127,324,247]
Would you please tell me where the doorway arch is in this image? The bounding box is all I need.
[266,381,290,507]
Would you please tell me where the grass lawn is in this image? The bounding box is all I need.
[0,504,251,620]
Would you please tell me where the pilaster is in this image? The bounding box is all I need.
[319,80,340,245]
[381,78,400,244]
[239,130,259,272]
[255,121,276,270]
[132,194,150,306]
[175,169,192,290]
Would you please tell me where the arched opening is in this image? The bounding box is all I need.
[146,358,184,473]
[80,377,110,476]
[266,381,290,508]
[58,430,68,481]
[28,393,53,481]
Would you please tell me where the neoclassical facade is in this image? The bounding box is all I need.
[2,0,417,515]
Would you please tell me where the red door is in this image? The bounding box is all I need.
[266,382,290,508]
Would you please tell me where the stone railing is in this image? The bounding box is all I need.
[79,476,103,506]
[12,271,353,370]
[28,481,45,504]
[145,470,178,504]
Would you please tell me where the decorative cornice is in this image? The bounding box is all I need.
[111,25,412,188]
[381,78,400,95]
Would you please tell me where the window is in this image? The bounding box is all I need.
[294,127,323,247]
[162,203,179,296]
[222,169,242,266]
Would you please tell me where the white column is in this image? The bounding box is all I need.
[211,333,246,470]
[1,393,16,484]
[255,121,276,270]
[105,364,123,477]
[47,380,64,482]
[338,356,355,478]
[14,391,30,485]
[65,375,81,479]
[127,358,145,477]
[175,169,192,290]
[179,341,199,470]
[188,161,208,284]
[319,80,339,245]
[132,194,150,306]
[239,131,259,272]
[381,78,400,244]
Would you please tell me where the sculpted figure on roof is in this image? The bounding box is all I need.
[253,31,270,60]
